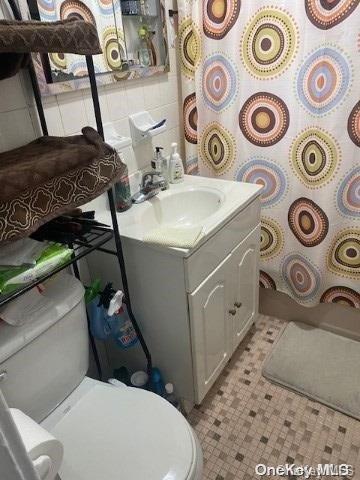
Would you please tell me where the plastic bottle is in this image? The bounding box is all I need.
[164,383,181,410]
[169,143,184,184]
[107,291,138,349]
[108,304,138,349]
[151,146,169,187]
[114,161,132,212]
[150,367,165,397]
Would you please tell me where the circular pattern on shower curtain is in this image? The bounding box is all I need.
[185,156,199,175]
[60,0,96,24]
[296,47,351,116]
[239,92,289,146]
[68,61,101,80]
[179,18,201,79]
[236,157,287,208]
[281,254,321,301]
[336,166,360,218]
[98,0,120,15]
[199,123,235,175]
[259,270,276,290]
[38,0,56,20]
[260,218,284,260]
[202,54,237,112]
[203,0,241,39]
[320,286,360,309]
[183,93,198,144]
[347,101,360,146]
[288,198,329,247]
[49,52,67,70]
[327,229,360,279]
[305,0,359,29]
[102,27,126,71]
[241,7,298,79]
[290,128,340,188]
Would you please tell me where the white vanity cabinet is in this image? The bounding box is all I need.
[88,192,261,407]
[188,225,260,402]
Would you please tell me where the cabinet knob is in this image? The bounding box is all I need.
[234,302,242,308]
[228,308,236,316]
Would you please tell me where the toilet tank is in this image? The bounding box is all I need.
[0,273,89,423]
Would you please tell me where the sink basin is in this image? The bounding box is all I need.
[142,187,224,228]
[87,174,263,253]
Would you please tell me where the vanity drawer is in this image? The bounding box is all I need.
[184,198,261,293]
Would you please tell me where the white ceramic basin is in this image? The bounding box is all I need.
[140,187,224,228]
[89,175,263,253]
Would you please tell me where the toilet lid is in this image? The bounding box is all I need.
[51,385,195,480]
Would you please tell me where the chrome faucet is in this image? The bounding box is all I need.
[132,170,168,204]
[132,147,169,204]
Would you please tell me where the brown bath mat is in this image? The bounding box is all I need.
[262,321,360,420]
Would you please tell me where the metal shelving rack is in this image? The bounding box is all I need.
[2,0,153,379]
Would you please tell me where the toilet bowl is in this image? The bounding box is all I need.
[0,273,203,479]
[42,377,203,480]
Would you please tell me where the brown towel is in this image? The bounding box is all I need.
[0,127,125,244]
[0,18,101,80]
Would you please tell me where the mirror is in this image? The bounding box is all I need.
[27,0,169,95]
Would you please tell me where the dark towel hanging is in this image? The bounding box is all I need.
[0,17,102,80]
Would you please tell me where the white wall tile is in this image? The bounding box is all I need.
[83,88,110,128]
[105,84,129,121]
[44,100,65,136]
[0,109,35,151]
[125,81,146,115]
[0,76,27,113]
[57,92,87,135]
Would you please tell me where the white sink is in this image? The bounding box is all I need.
[140,187,224,228]
[90,175,263,253]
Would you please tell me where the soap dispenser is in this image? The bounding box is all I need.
[151,146,169,187]
[169,143,184,184]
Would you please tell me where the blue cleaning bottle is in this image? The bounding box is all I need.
[107,291,139,349]
[150,367,165,397]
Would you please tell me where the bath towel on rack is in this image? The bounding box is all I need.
[0,17,101,79]
[0,127,125,245]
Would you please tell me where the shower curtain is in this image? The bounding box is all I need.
[178,0,360,308]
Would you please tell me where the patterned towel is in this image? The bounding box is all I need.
[0,18,101,80]
[0,127,125,244]
[143,225,204,249]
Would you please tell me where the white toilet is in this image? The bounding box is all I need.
[0,273,203,480]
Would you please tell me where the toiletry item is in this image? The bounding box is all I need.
[0,243,73,294]
[131,370,149,389]
[150,367,165,397]
[169,142,184,184]
[164,383,181,411]
[114,162,132,212]
[151,146,169,186]
[151,146,163,171]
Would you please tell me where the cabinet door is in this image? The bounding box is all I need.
[231,226,260,353]
[188,254,231,403]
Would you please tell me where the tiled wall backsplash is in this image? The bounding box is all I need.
[0,1,183,178]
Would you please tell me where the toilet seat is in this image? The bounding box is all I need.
[46,383,200,480]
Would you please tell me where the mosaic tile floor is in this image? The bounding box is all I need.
[188,315,360,480]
